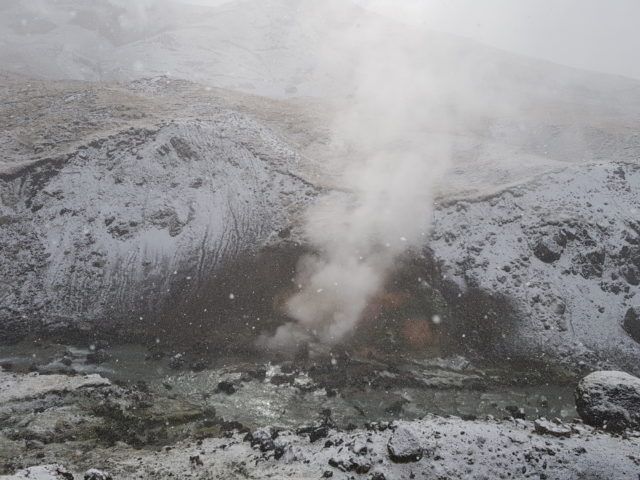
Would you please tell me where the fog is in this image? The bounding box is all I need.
[177,0,640,79]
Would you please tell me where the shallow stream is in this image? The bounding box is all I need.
[0,340,577,430]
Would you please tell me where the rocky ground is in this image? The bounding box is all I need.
[1,364,639,480]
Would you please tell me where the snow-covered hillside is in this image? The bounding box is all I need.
[0,75,317,339]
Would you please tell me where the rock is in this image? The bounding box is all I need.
[623,306,640,342]
[216,380,236,395]
[245,428,275,452]
[533,418,572,437]
[168,354,186,370]
[189,360,208,372]
[327,457,370,474]
[621,265,640,286]
[9,465,74,479]
[247,366,267,381]
[270,374,296,386]
[297,425,329,443]
[0,371,110,403]
[575,370,640,431]
[505,405,526,419]
[351,437,368,455]
[84,469,113,480]
[387,425,424,463]
[533,237,563,263]
[86,349,111,365]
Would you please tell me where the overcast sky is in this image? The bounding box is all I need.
[179,0,640,80]
[357,0,640,80]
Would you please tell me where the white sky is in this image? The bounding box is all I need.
[178,0,640,80]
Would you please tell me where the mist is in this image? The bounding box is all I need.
[173,0,640,80]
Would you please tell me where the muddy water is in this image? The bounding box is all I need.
[0,341,576,430]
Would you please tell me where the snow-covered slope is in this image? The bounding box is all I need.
[0,0,353,96]
[431,162,640,374]
[0,76,316,339]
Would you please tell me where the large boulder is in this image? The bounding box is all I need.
[623,306,640,343]
[533,236,564,264]
[575,370,640,431]
[387,424,424,463]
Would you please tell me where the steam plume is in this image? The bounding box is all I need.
[264,3,462,348]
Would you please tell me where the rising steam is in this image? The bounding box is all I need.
[263,3,468,349]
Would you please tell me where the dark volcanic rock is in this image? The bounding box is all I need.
[575,370,640,431]
[216,380,237,395]
[297,425,329,443]
[387,425,424,463]
[533,237,564,263]
[623,306,640,343]
[327,457,371,474]
[245,427,276,453]
[621,265,640,286]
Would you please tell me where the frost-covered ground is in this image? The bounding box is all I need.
[7,417,638,480]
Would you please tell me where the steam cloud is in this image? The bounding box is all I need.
[264,3,468,349]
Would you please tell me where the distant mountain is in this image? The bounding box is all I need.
[2,0,640,109]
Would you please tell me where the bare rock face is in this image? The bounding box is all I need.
[623,306,640,343]
[387,425,424,463]
[575,370,640,431]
